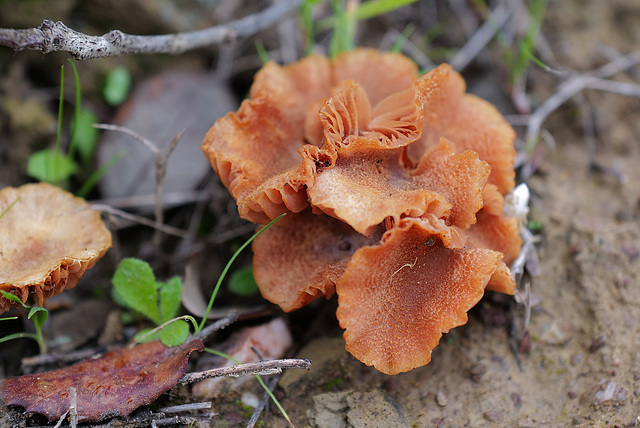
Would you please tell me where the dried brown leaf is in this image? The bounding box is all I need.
[0,339,203,422]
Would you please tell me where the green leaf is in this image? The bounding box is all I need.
[71,108,100,164]
[0,290,26,307]
[158,277,182,321]
[229,267,259,296]
[27,150,78,184]
[103,66,132,106]
[27,306,48,329]
[160,321,189,347]
[112,258,161,324]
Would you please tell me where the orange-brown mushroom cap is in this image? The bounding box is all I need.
[202,49,421,225]
[202,55,332,224]
[336,218,502,375]
[253,210,380,312]
[0,183,112,312]
[408,64,517,195]
[309,139,489,236]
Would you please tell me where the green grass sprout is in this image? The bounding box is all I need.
[255,40,271,65]
[329,0,357,58]
[197,213,286,332]
[0,291,48,354]
[206,347,293,427]
[27,61,118,194]
[300,0,322,55]
[112,259,190,346]
[510,0,548,83]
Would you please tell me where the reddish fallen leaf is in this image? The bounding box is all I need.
[0,339,203,422]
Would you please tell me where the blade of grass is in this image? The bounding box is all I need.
[300,0,319,55]
[206,347,293,428]
[329,0,358,58]
[76,150,126,198]
[511,0,548,82]
[356,0,419,20]
[67,59,81,160]
[54,64,65,185]
[255,40,270,65]
[0,197,20,220]
[197,213,286,332]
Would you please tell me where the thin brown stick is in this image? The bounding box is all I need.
[93,123,185,248]
[91,204,191,238]
[157,402,212,413]
[0,0,303,60]
[178,358,311,385]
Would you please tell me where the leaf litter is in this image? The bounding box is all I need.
[0,339,203,422]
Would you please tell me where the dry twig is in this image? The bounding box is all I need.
[93,123,185,248]
[178,358,311,385]
[0,0,303,60]
[525,50,640,145]
[450,1,512,71]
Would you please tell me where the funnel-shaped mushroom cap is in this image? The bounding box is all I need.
[336,218,502,375]
[409,65,517,195]
[202,49,419,225]
[253,209,380,312]
[0,183,112,312]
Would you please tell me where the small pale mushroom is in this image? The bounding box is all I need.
[0,183,112,312]
[202,49,524,374]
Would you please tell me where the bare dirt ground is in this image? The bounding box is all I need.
[1,1,640,427]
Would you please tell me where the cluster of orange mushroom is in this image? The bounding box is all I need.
[202,49,522,375]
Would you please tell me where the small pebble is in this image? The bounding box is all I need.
[570,353,583,366]
[469,362,487,383]
[538,320,574,346]
[510,392,522,408]
[588,335,606,352]
[241,391,260,408]
[435,391,448,407]
[483,410,505,422]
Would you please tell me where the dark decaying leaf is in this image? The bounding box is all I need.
[0,339,203,422]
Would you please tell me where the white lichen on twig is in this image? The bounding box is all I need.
[0,0,303,60]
